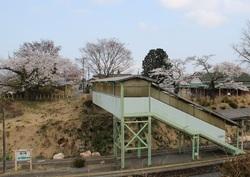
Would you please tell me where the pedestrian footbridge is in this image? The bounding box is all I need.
[91,75,244,168]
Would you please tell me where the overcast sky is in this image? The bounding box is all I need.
[1,0,250,73]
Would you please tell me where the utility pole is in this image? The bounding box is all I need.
[76,57,86,92]
[1,107,6,173]
[88,67,90,80]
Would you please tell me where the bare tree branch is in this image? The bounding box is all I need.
[80,38,133,76]
[233,20,250,63]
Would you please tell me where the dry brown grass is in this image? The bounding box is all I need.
[0,98,84,159]
[193,94,250,110]
[220,155,250,177]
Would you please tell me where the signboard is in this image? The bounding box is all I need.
[14,149,32,171]
[15,149,31,161]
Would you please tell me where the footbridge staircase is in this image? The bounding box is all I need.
[91,75,244,168]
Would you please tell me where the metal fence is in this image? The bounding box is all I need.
[0,93,72,101]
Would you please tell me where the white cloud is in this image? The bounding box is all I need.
[186,10,227,28]
[160,0,250,28]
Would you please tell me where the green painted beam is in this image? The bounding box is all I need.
[113,116,117,158]
[120,83,125,169]
[148,116,152,166]
[137,122,141,158]
[125,123,148,148]
[241,120,244,150]
[236,128,240,149]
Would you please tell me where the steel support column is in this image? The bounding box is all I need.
[120,83,125,169]
[241,120,245,150]
[236,128,240,149]
[119,82,152,168]
[137,121,141,158]
[148,116,152,166]
[192,135,199,160]
[178,132,184,154]
[113,116,118,158]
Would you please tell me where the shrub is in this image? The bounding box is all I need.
[221,96,230,103]
[83,100,92,108]
[211,106,217,110]
[196,98,211,107]
[72,158,85,168]
[220,105,226,110]
[229,102,238,109]
[220,155,250,176]
[6,153,13,160]
[241,99,246,104]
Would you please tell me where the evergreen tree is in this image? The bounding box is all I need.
[142,48,172,77]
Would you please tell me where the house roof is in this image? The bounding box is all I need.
[216,108,250,121]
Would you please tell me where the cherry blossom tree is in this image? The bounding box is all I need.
[149,59,186,93]
[0,40,80,94]
[213,62,243,80]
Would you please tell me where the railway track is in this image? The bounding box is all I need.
[63,156,241,177]
[0,155,240,177]
[0,144,230,169]
[0,145,249,177]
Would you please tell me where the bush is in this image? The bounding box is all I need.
[220,155,250,176]
[211,106,217,110]
[196,98,211,107]
[221,96,231,103]
[72,158,85,168]
[229,102,238,109]
[240,105,246,108]
[83,100,93,108]
[220,105,226,110]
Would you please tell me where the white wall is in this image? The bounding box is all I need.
[92,92,225,142]
[151,98,225,141]
[92,91,121,119]
[124,97,149,116]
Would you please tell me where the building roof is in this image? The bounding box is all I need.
[91,75,155,83]
[216,108,250,121]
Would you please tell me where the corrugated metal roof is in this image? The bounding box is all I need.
[91,75,155,83]
[216,108,250,121]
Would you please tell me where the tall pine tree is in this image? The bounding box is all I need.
[142,48,172,77]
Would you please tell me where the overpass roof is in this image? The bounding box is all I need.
[91,75,155,83]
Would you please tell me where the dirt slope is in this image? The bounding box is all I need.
[0,96,181,160]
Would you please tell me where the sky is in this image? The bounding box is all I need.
[0,0,250,73]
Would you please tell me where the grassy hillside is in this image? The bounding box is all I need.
[0,96,186,160]
[0,96,113,159]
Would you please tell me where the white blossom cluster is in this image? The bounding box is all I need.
[213,62,243,79]
[0,50,80,93]
[149,59,185,91]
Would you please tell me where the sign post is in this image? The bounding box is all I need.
[14,149,32,171]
